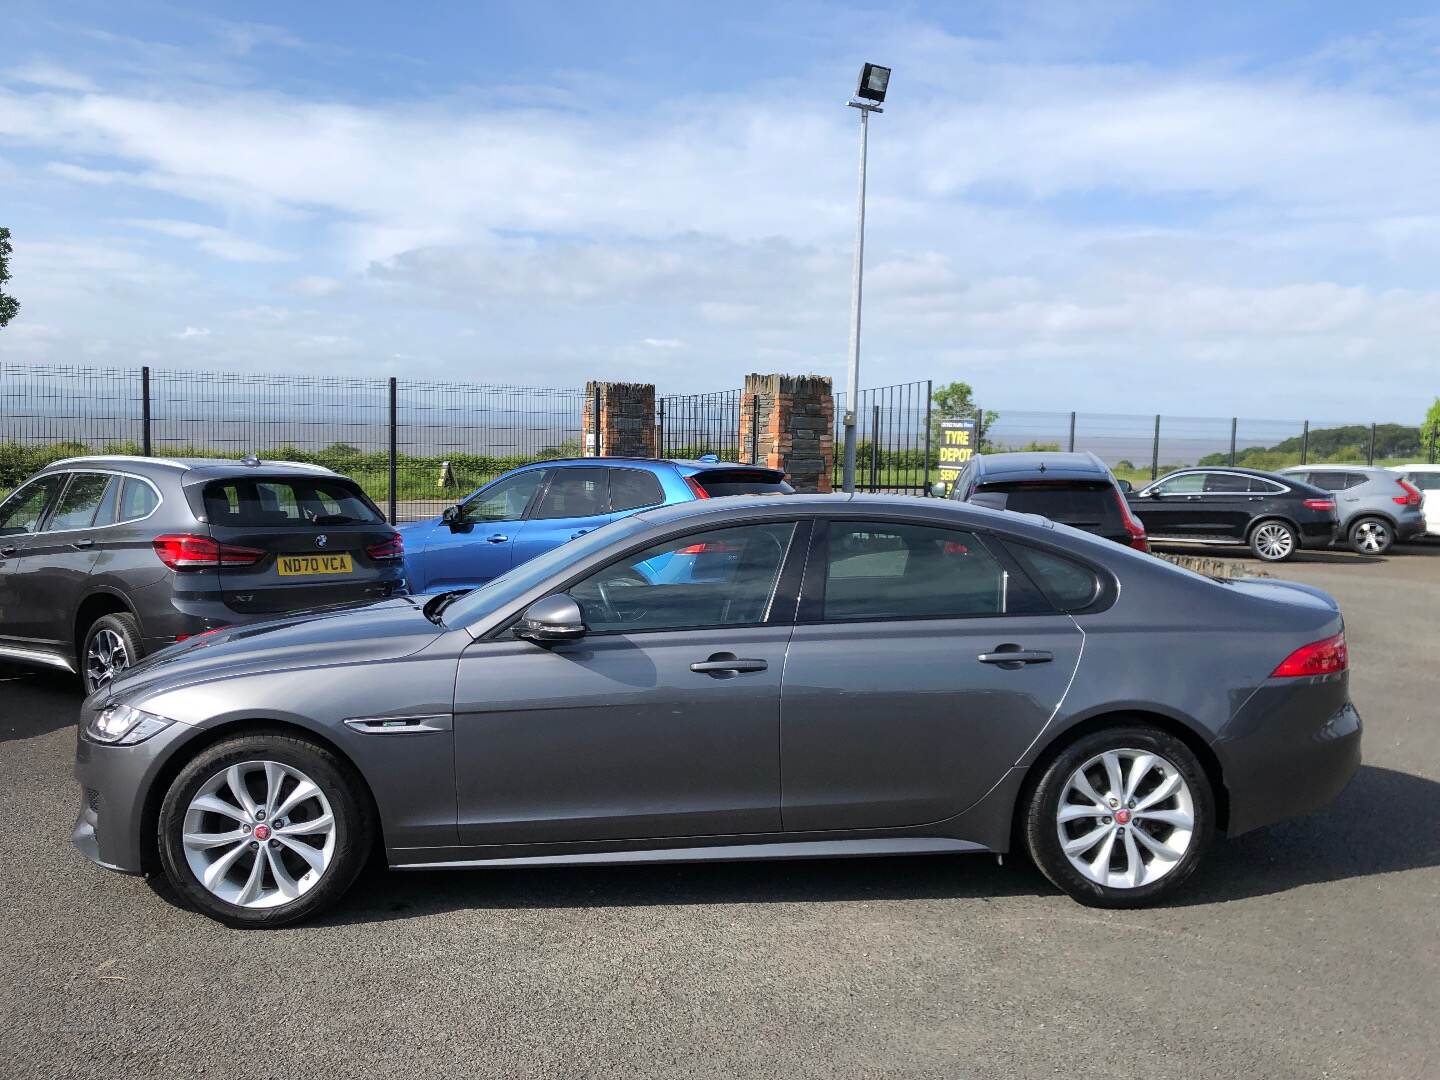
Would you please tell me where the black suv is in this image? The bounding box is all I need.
[0,456,406,691]
[943,451,1150,551]
[1127,467,1339,562]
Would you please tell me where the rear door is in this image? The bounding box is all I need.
[779,519,1083,832]
[196,474,399,617]
[1196,471,1262,539]
[508,466,614,569]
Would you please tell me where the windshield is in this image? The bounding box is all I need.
[440,515,648,628]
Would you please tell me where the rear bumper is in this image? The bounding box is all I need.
[1213,679,1361,835]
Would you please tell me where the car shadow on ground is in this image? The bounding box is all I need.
[186,763,1430,928]
[1152,541,1436,567]
[0,664,80,743]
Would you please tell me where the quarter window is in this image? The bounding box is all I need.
[46,473,113,531]
[608,468,665,512]
[1008,544,1100,611]
[118,478,160,523]
[568,522,795,633]
[823,521,1014,620]
[532,468,607,520]
[0,475,68,536]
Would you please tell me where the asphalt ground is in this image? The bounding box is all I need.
[2,541,1437,1079]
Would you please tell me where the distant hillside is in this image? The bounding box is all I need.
[1198,423,1423,469]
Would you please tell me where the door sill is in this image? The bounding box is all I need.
[391,836,988,871]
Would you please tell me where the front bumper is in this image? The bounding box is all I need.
[71,715,195,875]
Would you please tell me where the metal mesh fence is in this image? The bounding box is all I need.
[657,390,742,460]
[834,381,933,493]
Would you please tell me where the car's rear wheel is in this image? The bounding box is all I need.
[1248,519,1297,562]
[1023,726,1214,908]
[82,612,143,694]
[157,733,373,928]
[1348,516,1392,555]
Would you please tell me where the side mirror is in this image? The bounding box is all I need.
[441,505,462,526]
[1115,479,1134,494]
[930,481,948,498]
[969,491,1008,512]
[513,594,587,645]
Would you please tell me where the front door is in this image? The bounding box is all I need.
[10,471,115,651]
[1131,472,1207,538]
[780,519,1084,832]
[0,473,75,650]
[421,468,550,591]
[452,519,801,845]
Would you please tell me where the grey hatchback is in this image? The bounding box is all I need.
[1278,466,1426,555]
[0,456,406,691]
[73,493,1360,926]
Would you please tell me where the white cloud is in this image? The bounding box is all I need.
[174,326,211,339]
[642,338,686,349]
[292,275,342,297]
[5,61,97,92]
[124,219,294,263]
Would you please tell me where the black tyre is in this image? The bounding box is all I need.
[82,612,144,694]
[1024,725,1215,908]
[157,732,373,928]
[1248,518,1298,562]
[1348,516,1393,556]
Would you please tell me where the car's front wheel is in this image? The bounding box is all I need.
[157,732,373,928]
[1348,516,1393,556]
[1248,518,1298,562]
[1023,726,1215,908]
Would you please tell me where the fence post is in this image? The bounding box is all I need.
[1367,423,1377,466]
[1431,429,1437,465]
[592,384,602,456]
[1301,420,1310,465]
[387,377,398,525]
[1229,417,1237,466]
[655,397,665,456]
[140,366,152,456]
[1068,411,1076,453]
[975,403,984,448]
[868,403,880,491]
[923,380,933,494]
[1151,415,1161,480]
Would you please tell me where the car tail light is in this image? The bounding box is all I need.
[1303,498,1336,512]
[152,534,264,571]
[683,475,711,500]
[1395,479,1422,507]
[1271,632,1348,677]
[366,533,405,562]
[676,540,739,555]
[1113,489,1150,552]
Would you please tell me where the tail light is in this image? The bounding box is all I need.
[1395,479,1422,507]
[676,540,739,555]
[1113,489,1150,552]
[683,475,711,500]
[366,533,405,562]
[1303,498,1336,512]
[1271,632,1348,677]
[152,534,264,571]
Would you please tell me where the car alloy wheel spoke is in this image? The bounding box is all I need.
[183,760,336,910]
[1056,747,1195,890]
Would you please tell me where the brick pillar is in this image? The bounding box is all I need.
[740,374,834,493]
[583,381,656,458]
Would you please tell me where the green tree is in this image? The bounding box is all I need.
[929,381,999,450]
[0,227,19,328]
[1423,397,1440,457]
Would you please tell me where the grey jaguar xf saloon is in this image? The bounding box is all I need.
[73,494,1361,926]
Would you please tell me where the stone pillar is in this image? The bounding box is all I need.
[739,373,834,493]
[583,381,656,458]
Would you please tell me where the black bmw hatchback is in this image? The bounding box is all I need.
[1127,467,1339,562]
[0,455,406,691]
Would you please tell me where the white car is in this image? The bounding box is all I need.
[1399,464,1440,536]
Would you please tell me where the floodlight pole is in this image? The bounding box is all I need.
[841,99,881,493]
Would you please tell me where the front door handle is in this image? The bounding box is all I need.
[690,653,768,676]
[978,647,1054,668]
[0,545,16,557]
[72,538,94,550]
[486,534,509,544]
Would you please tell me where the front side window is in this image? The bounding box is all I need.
[532,467,608,520]
[568,521,795,633]
[459,471,546,524]
[1150,473,1205,495]
[823,521,1013,620]
[0,475,68,536]
[45,473,114,531]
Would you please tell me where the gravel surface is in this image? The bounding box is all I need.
[2,542,1436,1079]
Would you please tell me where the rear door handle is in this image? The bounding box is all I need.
[691,653,768,676]
[486,534,509,544]
[570,529,590,539]
[72,538,94,550]
[978,649,1053,666]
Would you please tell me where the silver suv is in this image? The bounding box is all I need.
[1278,465,1426,554]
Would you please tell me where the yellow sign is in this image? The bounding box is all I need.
[936,419,977,484]
[277,553,354,577]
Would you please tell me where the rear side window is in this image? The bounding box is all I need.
[118,478,159,523]
[46,473,113,531]
[1305,472,1362,492]
[977,481,1121,529]
[1008,544,1100,611]
[531,467,607,520]
[692,469,794,497]
[824,521,1024,620]
[202,477,382,526]
[1203,473,1252,493]
[608,468,665,512]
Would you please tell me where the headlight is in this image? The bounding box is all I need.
[86,704,174,745]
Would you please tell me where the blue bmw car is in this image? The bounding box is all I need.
[400,457,793,593]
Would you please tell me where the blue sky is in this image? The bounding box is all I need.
[3,1,1439,419]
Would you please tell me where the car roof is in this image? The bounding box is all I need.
[974,451,1111,481]
[40,454,337,479]
[1282,464,1393,474]
[627,490,1044,533]
[507,457,782,475]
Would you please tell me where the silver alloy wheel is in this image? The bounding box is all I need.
[1055,748,1195,890]
[1353,519,1390,554]
[86,628,130,690]
[1252,522,1295,561]
[182,760,337,909]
